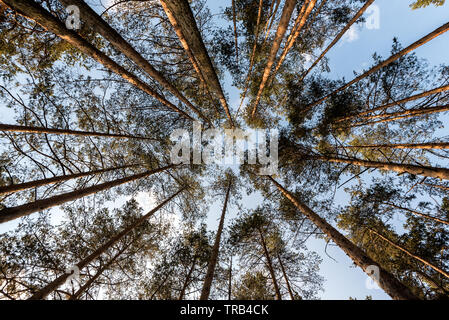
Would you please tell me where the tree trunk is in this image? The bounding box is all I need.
[258,227,282,300]
[200,180,232,300]
[369,229,449,279]
[339,142,449,150]
[336,84,449,123]
[423,183,449,191]
[160,0,234,127]
[232,0,238,63]
[69,239,133,300]
[347,104,449,127]
[0,163,140,195]
[179,257,197,300]
[251,0,296,117]
[237,0,264,116]
[277,253,295,300]
[228,255,232,300]
[299,0,375,83]
[267,176,418,300]
[2,0,195,121]
[271,0,317,80]
[303,22,449,114]
[58,0,211,125]
[28,187,185,300]
[313,155,449,180]
[0,165,175,224]
[384,203,449,226]
[0,123,158,140]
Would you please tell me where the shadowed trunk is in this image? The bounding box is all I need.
[200,180,232,300]
[384,203,449,226]
[267,176,418,300]
[179,257,197,300]
[258,227,282,300]
[339,142,449,150]
[0,165,175,224]
[369,229,449,279]
[277,253,295,300]
[28,187,185,300]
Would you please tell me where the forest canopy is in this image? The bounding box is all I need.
[0,0,448,301]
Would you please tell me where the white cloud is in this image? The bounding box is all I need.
[342,25,360,43]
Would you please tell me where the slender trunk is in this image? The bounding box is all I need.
[58,0,210,125]
[0,123,157,140]
[303,21,449,114]
[262,0,281,45]
[384,203,449,226]
[313,155,449,180]
[347,104,449,127]
[251,0,296,117]
[160,0,234,127]
[258,227,282,300]
[423,183,449,191]
[178,257,197,300]
[232,0,238,63]
[228,255,232,300]
[336,85,449,123]
[28,187,185,300]
[2,0,195,121]
[271,0,317,80]
[277,253,295,300]
[369,229,449,279]
[0,164,140,195]
[69,239,133,300]
[237,0,264,116]
[339,142,449,150]
[0,165,174,224]
[200,180,232,300]
[299,0,375,83]
[267,176,418,300]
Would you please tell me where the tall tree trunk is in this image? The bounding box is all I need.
[267,176,418,300]
[2,0,195,121]
[336,84,449,123]
[299,0,375,83]
[160,0,234,127]
[200,180,232,300]
[0,123,158,140]
[303,21,449,114]
[384,203,449,226]
[58,0,211,125]
[69,238,134,300]
[0,164,140,195]
[28,187,185,300]
[179,257,197,300]
[251,0,296,117]
[228,255,232,300]
[347,104,449,127]
[0,165,175,224]
[340,142,449,150]
[369,229,449,279]
[237,0,264,116]
[232,0,238,64]
[313,155,449,180]
[271,0,317,80]
[258,227,282,300]
[277,253,295,300]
